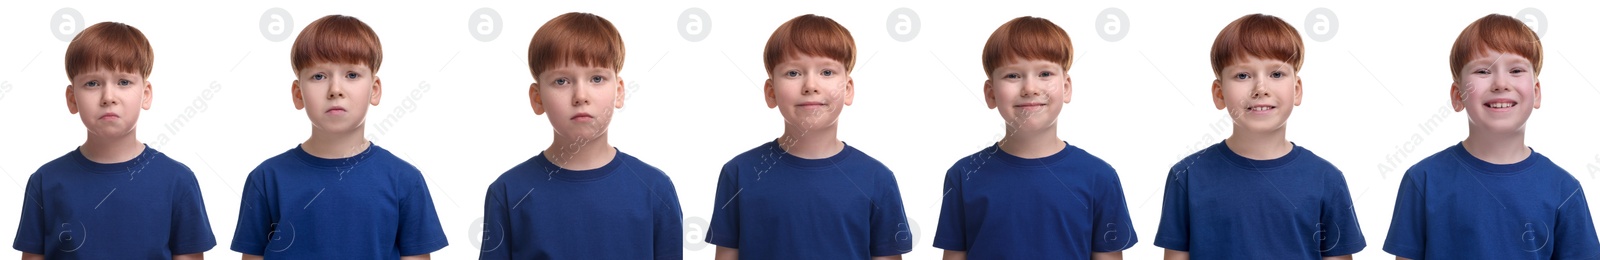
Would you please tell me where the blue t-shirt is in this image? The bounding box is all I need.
[706,141,913,259]
[1155,141,1366,259]
[1383,142,1600,259]
[479,148,682,259]
[230,143,448,259]
[12,145,216,259]
[933,142,1138,258]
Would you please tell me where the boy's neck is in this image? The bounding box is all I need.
[998,126,1065,159]
[302,129,371,159]
[80,131,145,164]
[778,124,844,159]
[543,133,615,171]
[1461,130,1531,164]
[1224,127,1293,160]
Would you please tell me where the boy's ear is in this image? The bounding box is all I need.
[764,79,777,109]
[983,79,996,109]
[1449,82,1465,112]
[65,84,78,114]
[614,77,626,109]
[1060,74,1072,105]
[1531,80,1542,109]
[369,76,383,106]
[1291,77,1302,106]
[1211,79,1226,110]
[292,80,306,110]
[140,81,153,110]
[529,82,545,115]
[842,76,854,106]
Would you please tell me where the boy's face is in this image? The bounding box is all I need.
[1452,49,1540,133]
[292,62,382,134]
[66,69,152,138]
[1212,55,1302,133]
[985,59,1071,132]
[765,54,854,131]
[530,63,624,142]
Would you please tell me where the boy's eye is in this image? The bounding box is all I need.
[821,69,835,77]
[1038,71,1054,78]
[1510,68,1526,74]
[590,75,604,83]
[85,80,99,87]
[311,73,326,80]
[1270,71,1284,78]
[785,70,800,77]
[346,72,359,79]
[1004,73,1021,79]
[1473,69,1490,75]
[118,79,132,86]
[1234,73,1249,80]
[554,78,569,85]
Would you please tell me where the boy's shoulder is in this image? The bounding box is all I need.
[722,141,891,175]
[614,150,671,181]
[249,143,418,176]
[1170,142,1338,174]
[1405,144,1574,183]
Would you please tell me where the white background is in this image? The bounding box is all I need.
[1,0,1597,259]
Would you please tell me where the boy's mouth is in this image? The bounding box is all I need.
[1014,102,1047,111]
[796,101,827,110]
[98,112,119,121]
[325,106,347,115]
[1246,104,1276,113]
[1483,98,1518,110]
[571,112,594,122]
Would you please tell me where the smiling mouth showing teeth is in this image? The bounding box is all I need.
[1487,103,1515,108]
[1250,106,1274,111]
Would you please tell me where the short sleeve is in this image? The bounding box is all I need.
[230,170,272,256]
[395,172,448,256]
[1090,169,1138,252]
[1382,170,1427,259]
[477,185,511,260]
[705,163,741,248]
[1553,186,1600,259]
[12,173,45,254]
[868,170,913,256]
[651,173,684,260]
[169,171,217,254]
[1317,170,1365,256]
[932,167,966,251]
[1154,166,1192,251]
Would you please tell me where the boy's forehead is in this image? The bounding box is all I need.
[1464,49,1529,65]
[1223,55,1295,69]
[774,53,846,67]
[70,67,144,79]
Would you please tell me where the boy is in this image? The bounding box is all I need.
[230,15,447,259]
[1382,14,1599,260]
[1154,14,1364,259]
[705,14,912,260]
[933,16,1137,260]
[12,21,215,260]
[478,12,683,259]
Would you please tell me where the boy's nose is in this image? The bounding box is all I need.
[327,81,347,99]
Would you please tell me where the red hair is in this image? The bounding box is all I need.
[982,16,1073,77]
[527,12,625,80]
[291,15,382,73]
[764,14,855,75]
[65,22,154,79]
[1449,14,1541,80]
[1210,14,1304,78]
